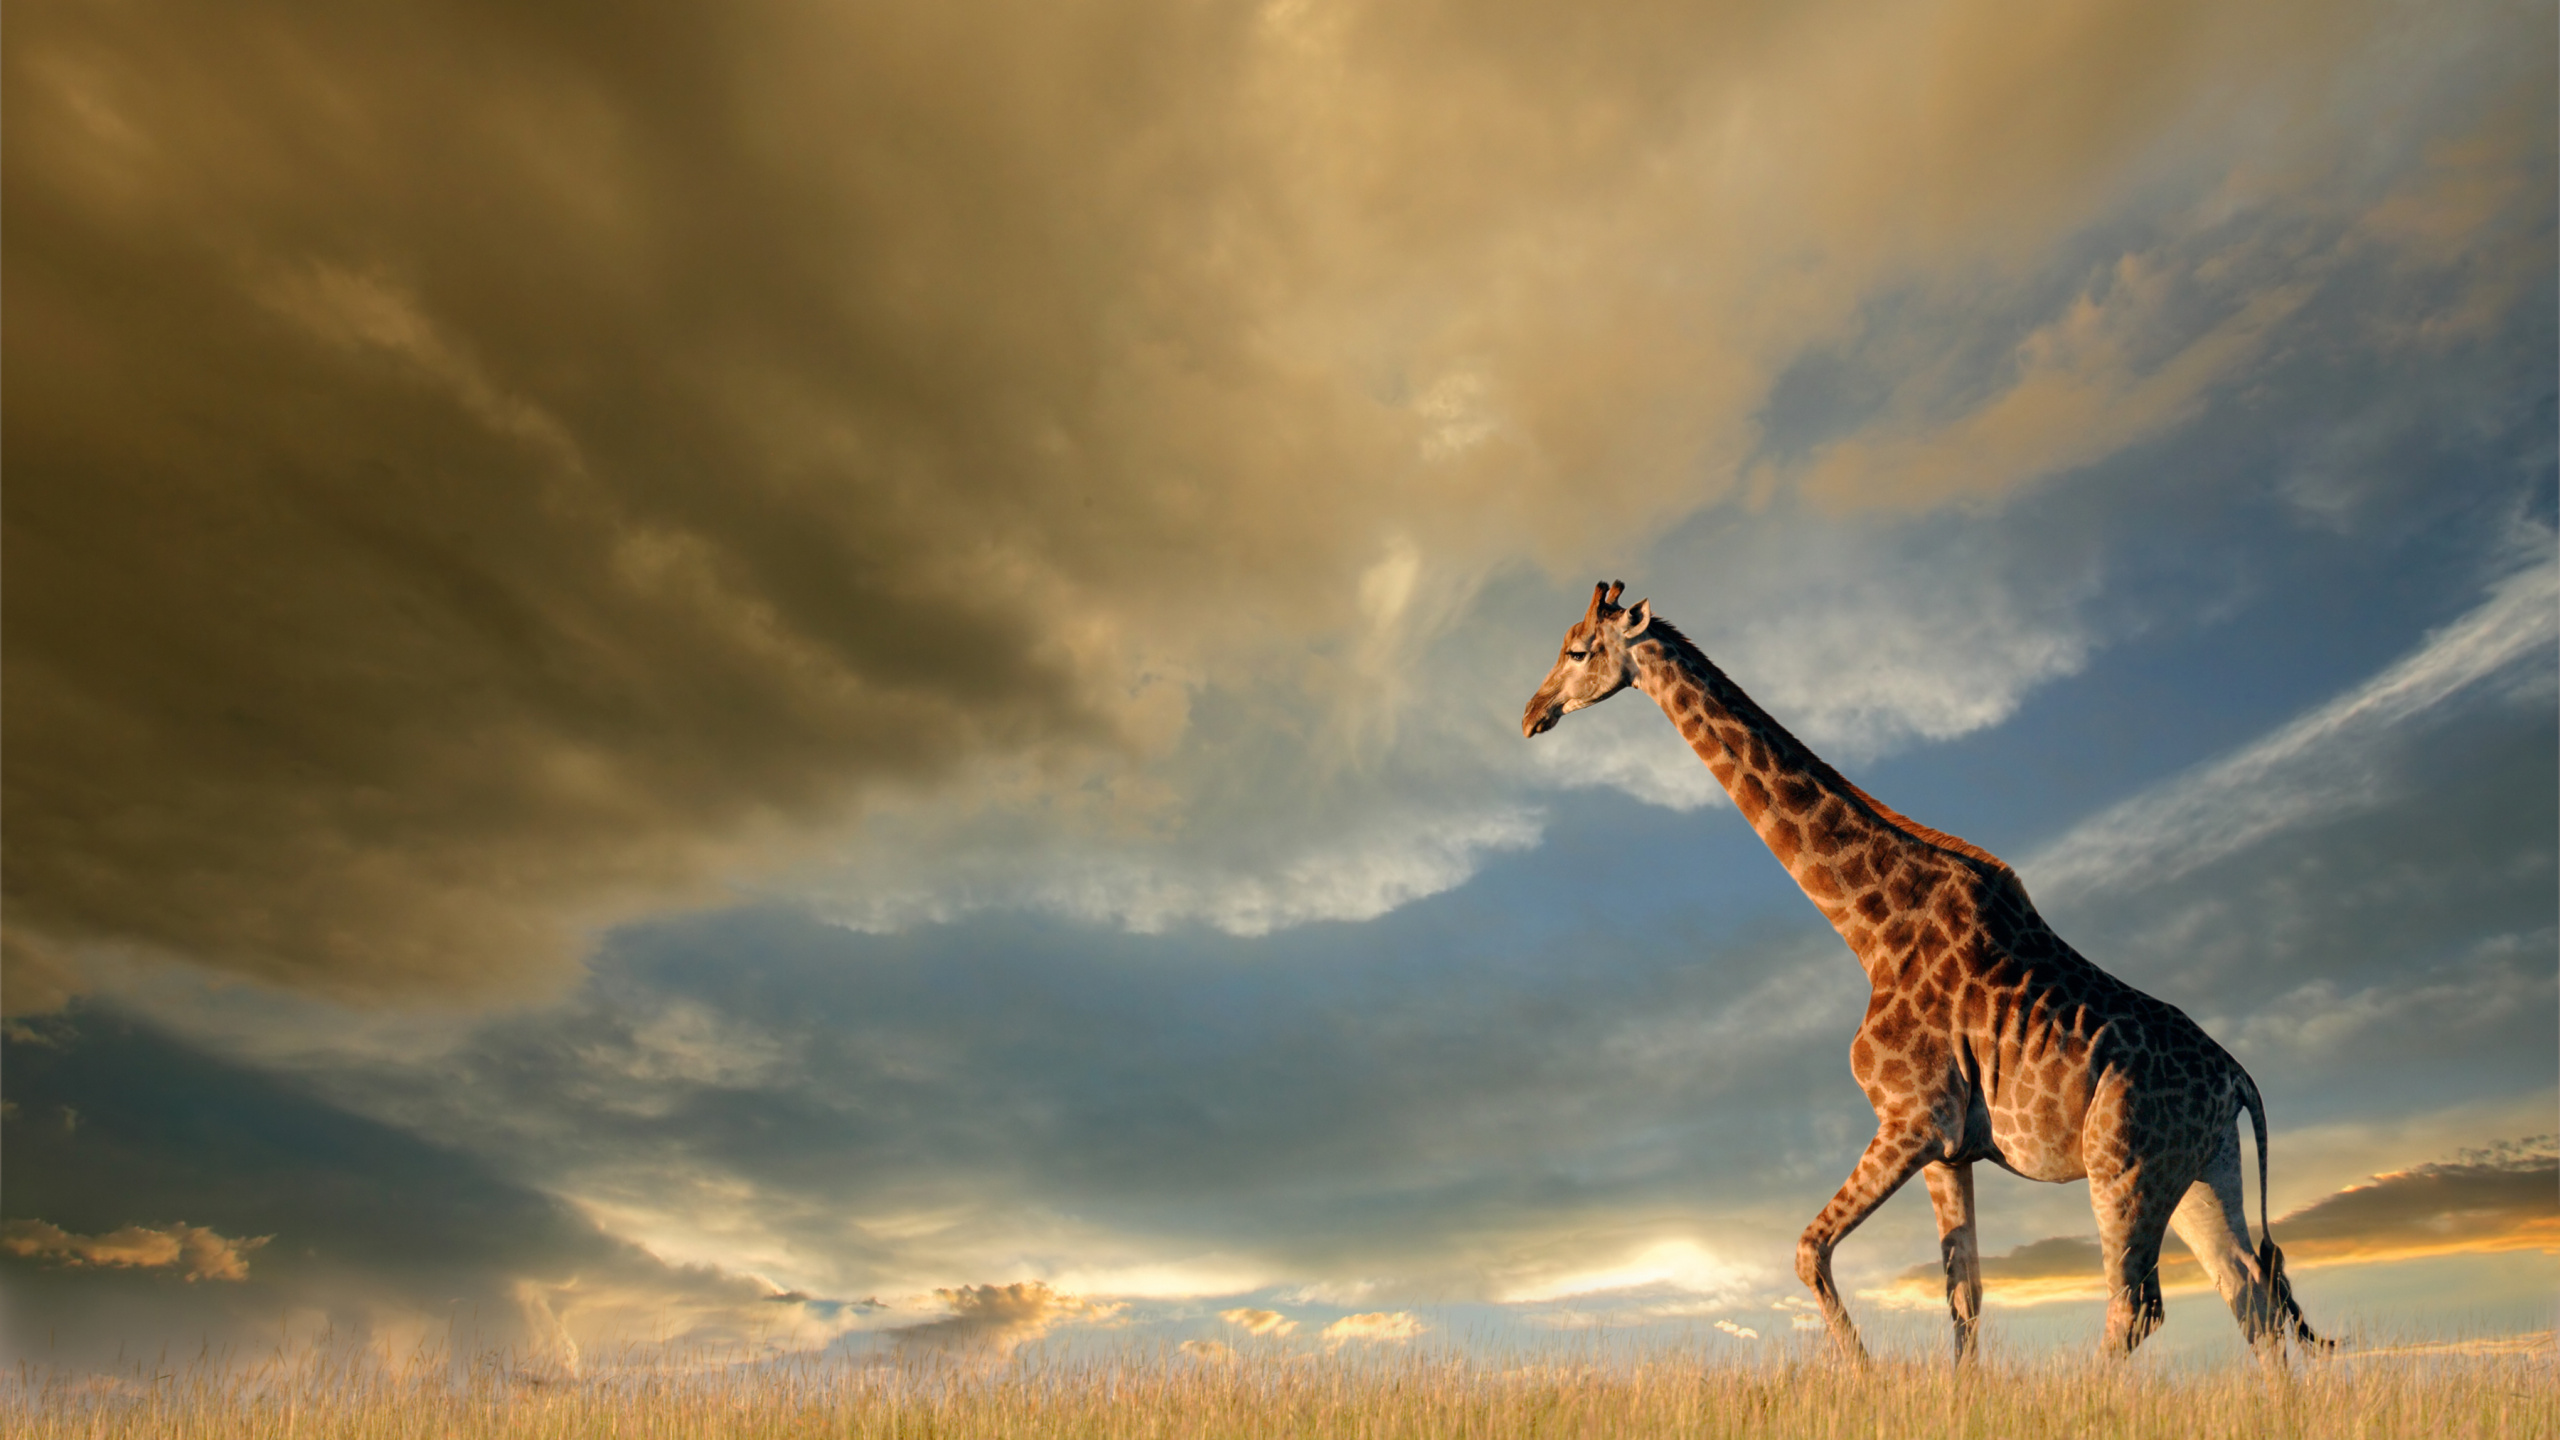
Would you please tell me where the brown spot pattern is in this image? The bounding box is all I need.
[1736,774,1771,822]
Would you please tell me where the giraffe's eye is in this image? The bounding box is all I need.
[1568,648,1589,661]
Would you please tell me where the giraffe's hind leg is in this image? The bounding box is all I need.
[1798,1125,1939,1364]
[2089,1158,2182,1356]
[2169,1127,2285,1359]
[1923,1160,1983,1363]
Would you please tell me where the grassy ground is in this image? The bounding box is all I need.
[8,1341,2553,1439]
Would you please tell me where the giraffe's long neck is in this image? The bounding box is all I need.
[1630,624,2008,967]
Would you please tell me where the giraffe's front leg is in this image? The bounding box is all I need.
[1797,1126,1939,1364]
[1923,1160,1983,1363]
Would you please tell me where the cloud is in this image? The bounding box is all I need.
[1523,1292,1774,1333]
[2231,931,2558,1063]
[505,1264,873,1375]
[557,998,799,1119]
[808,801,1546,938]
[2260,1140,2560,1264]
[10,0,2537,1012]
[1525,688,1731,811]
[1494,1238,1759,1307]
[1687,540,2102,765]
[2025,552,2559,901]
[1790,253,2313,512]
[891,1282,1127,1356]
[1512,501,2116,834]
[1774,1296,1827,1333]
[1221,1307,1300,1338]
[1,1219,269,1282]
[1321,1311,1426,1346]
[0,1010,878,1369]
[2338,1332,2557,1360]
[1864,1141,2560,1309]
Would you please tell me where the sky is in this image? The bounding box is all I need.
[3,0,2554,1374]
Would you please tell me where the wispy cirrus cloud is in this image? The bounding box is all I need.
[804,799,1546,939]
[1321,1311,1427,1347]
[1790,255,2315,514]
[2024,551,2559,902]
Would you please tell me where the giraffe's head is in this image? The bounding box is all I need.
[1522,580,1653,737]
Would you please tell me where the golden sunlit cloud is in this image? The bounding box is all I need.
[892,1282,1128,1356]
[1321,1311,1427,1346]
[1495,1236,1758,1305]
[0,1219,269,1282]
[1221,1307,1301,1338]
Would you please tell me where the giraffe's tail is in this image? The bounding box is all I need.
[2237,1069,2330,1355]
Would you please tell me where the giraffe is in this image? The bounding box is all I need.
[1522,581,2325,1363]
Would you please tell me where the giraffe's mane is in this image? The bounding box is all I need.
[1639,616,2016,876]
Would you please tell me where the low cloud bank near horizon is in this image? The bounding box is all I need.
[8,0,2546,1013]
[0,1010,878,1370]
[1321,1312,1429,1346]
[1221,1307,1300,1338]
[890,1282,1127,1358]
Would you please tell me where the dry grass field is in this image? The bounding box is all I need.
[8,1337,2554,1440]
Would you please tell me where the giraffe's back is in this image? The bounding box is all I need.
[1850,855,2247,1184]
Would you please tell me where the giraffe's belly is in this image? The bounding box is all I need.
[1984,1129,2087,1183]
[1963,1000,2110,1183]
[1979,1085,2092,1182]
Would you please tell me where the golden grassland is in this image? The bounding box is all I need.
[8,1339,2554,1440]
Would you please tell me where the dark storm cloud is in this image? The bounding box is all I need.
[4,0,1243,1007]
[7,0,2504,1011]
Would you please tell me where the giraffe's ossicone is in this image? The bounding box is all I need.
[1523,580,2326,1364]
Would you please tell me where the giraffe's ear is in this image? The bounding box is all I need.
[1618,599,1652,637]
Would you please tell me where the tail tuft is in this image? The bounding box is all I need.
[2257,1235,2331,1354]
